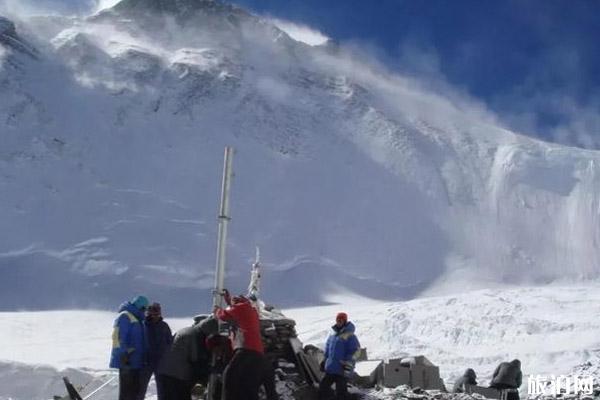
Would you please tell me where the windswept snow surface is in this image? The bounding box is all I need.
[1,286,600,399]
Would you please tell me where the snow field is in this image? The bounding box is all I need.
[1,286,599,399]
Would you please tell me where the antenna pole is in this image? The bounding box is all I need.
[212,146,234,308]
[207,146,234,400]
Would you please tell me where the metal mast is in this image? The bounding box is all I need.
[212,146,234,309]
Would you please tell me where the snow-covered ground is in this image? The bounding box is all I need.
[1,285,599,399]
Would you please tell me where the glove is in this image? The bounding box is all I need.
[120,353,130,366]
[221,289,231,306]
[319,360,325,372]
[341,360,354,377]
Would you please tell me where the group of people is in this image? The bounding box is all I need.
[109,295,520,400]
[109,295,172,400]
[109,292,279,400]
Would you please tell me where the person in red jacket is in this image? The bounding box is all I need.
[214,289,272,400]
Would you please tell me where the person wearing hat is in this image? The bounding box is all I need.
[318,312,360,400]
[109,295,150,400]
[214,289,270,400]
[137,302,172,400]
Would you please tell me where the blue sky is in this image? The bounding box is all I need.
[7,0,599,148]
[231,0,600,148]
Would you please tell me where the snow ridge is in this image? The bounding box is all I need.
[2,0,600,311]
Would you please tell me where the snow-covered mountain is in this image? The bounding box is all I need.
[2,0,600,312]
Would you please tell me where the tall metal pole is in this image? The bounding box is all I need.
[213,146,234,309]
[207,147,234,400]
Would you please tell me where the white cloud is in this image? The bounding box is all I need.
[491,78,600,150]
[269,18,329,46]
[255,76,292,103]
[551,99,600,149]
[0,45,6,66]
[0,0,77,16]
[93,0,121,13]
[0,0,119,17]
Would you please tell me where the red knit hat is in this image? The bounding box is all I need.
[336,312,348,323]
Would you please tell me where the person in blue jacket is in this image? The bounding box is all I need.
[318,312,360,400]
[109,295,149,400]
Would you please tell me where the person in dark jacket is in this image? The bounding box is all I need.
[490,359,522,390]
[137,303,172,400]
[318,312,360,400]
[453,368,477,393]
[157,315,218,400]
[215,290,270,400]
[490,359,522,400]
[109,295,149,400]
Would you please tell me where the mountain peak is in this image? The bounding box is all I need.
[0,16,37,58]
[113,0,213,12]
[109,0,235,18]
[0,16,16,37]
[94,0,250,32]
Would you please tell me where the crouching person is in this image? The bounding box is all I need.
[453,368,477,393]
[157,315,218,400]
[318,312,360,400]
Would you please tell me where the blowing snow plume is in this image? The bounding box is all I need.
[1,0,600,312]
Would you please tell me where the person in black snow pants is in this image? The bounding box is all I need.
[318,312,360,400]
[137,303,172,400]
[214,291,270,400]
